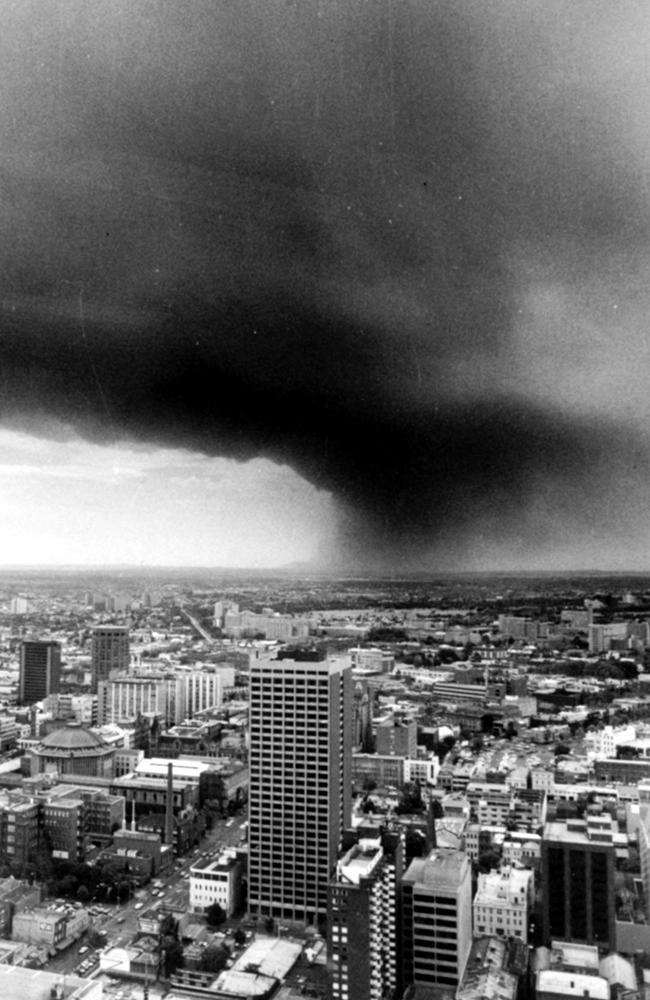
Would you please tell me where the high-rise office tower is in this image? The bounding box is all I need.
[19,639,61,705]
[542,814,616,949]
[90,625,130,693]
[248,657,352,923]
[328,825,404,1000]
[401,849,472,992]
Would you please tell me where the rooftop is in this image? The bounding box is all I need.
[0,964,95,1000]
[403,848,470,889]
[536,971,609,1000]
[39,724,108,752]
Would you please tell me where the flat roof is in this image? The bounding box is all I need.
[231,935,302,980]
[537,971,609,999]
[404,849,470,890]
[0,964,94,1000]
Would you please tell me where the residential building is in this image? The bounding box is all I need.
[248,657,352,923]
[328,827,403,1000]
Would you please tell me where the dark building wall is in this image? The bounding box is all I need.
[19,641,61,705]
[542,839,615,948]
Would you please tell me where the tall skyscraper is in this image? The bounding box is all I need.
[19,639,61,705]
[248,657,352,924]
[542,814,616,949]
[401,849,472,992]
[328,825,403,1000]
[91,625,130,693]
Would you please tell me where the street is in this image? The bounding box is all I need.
[44,811,248,976]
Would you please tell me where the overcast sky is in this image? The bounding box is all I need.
[2,1,650,570]
[0,427,335,567]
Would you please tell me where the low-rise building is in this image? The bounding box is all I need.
[536,970,609,1000]
[189,848,243,916]
[473,867,533,943]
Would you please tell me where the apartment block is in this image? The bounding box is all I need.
[328,827,403,1000]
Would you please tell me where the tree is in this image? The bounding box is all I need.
[76,884,90,903]
[162,939,184,977]
[233,928,246,946]
[396,782,424,815]
[205,902,226,928]
[362,776,377,793]
[554,743,571,757]
[160,913,179,938]
[477,850,501,873]
[200,943,230,973]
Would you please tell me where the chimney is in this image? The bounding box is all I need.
[131,797,136,832]
[165,761,174,850]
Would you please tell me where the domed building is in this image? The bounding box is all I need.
[30,722,115,778]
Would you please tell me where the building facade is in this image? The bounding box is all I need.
[189,848,243,916]
[328,827,403,1000]
[542,815,616,949]
[248,657,352,923]
[401,849,472,991]
[19,640,61,705]
[91,625,130,693]
[473,867,533,943]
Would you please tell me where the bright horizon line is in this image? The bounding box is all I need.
[0,563,649,577]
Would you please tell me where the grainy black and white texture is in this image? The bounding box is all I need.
[2,1,649,568]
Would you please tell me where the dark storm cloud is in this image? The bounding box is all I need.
[2,0,650,567]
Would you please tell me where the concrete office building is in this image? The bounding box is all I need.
[375,714,417,758]
[91,625,130,692]
[19,639,61,705]
[401,849,472,991]
[248,657,352,923]
[181,664,235,717]
[542,815,616,949]
[97,673,181,726]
